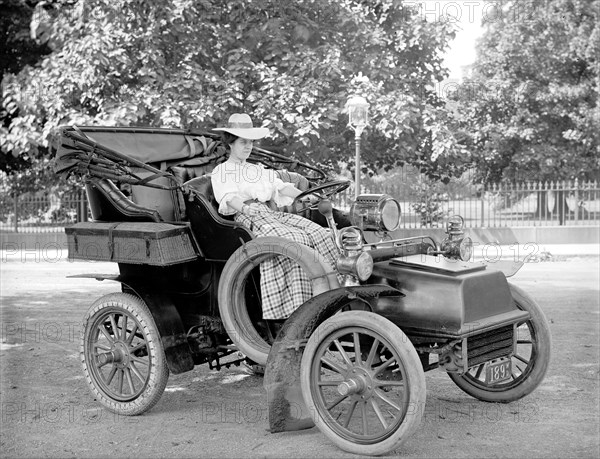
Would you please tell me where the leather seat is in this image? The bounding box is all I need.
[183,175,254,261]
[86,178,162,222]
[181,170,349,259]
[184,175,229,218]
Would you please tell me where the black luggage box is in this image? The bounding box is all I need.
[65,222,199,265]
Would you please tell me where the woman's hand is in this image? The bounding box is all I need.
[243,203,268,216]
[229,195,269,216]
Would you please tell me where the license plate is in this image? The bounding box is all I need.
[485,359,512,384]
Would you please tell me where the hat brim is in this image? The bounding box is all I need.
[213,127,269,140]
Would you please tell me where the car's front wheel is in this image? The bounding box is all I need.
[81,292,169,415]
[300,311,426,456]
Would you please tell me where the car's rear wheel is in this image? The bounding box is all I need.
[81,292,169,415]
[300,311,426,456]
[448,283,551,402]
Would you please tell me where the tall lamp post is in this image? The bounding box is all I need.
[346,96,369,199]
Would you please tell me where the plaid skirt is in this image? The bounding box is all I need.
[235,205,340,320]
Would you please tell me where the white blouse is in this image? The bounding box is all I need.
[211,160,294,215]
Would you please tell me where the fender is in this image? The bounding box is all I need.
[264,284,404,433]
[68,273,194,375]
[481,259,525,278]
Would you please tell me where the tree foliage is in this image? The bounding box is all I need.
[1,0,468,190]
[452,0,599,183]
[1,0,51,185]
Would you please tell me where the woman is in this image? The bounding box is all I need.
[211,113,340,320]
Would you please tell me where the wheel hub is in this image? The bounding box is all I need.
[112,342,131,368]
[97,342,130,368]
[338,367,374,399]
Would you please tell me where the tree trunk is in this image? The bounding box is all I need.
[536,190,568,225]
[535,191,548,220]
[553,190,567,225]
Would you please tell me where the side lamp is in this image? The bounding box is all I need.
[438,216,473,261]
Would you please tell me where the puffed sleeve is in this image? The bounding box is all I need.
[270,170,294,207]
[211,163,239,215]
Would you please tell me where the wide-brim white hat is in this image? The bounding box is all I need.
[213,113,270,140]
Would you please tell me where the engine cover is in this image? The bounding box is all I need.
[369,255,528,338]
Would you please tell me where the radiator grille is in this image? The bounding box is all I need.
[467,325,514,367]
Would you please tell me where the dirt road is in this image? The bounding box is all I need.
[1,254,598,458]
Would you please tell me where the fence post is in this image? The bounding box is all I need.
[12,179,18,233]
[558,180,566,226]
[480,186,485,227]
[79,189,88,222]
[574,178,579,225]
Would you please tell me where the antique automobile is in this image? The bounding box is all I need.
[53,126,551,456]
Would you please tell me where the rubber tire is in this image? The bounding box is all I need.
[301,311,426,456]
[81,292,169,415]
[218,236,339,366]
[448,283,551,402]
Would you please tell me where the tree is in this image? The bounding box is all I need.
[1,0,468,193]
[1,0,52,189]
[452,0,599,184]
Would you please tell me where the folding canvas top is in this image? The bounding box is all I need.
[54,125,224,163]
[52,125,228,182]
[52,125,325,186]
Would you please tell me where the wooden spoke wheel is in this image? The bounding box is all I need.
[300,311,426,455]
[81,293,169,415]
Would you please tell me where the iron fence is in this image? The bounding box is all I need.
[0,188,89,234]
[1,178,598,233]
[333,178,600,229]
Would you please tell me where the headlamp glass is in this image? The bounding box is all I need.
[459,237,473,261]
[355,252,374,281]
[350,194,401,232]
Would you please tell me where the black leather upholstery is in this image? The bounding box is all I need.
[184,175,254,261]
[184,175,225,213]
[86,178,162,222]
[182,170,350,260]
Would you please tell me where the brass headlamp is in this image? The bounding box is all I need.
[439,216,473,261]
[335,227,373,281]
[349,194,401,233]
